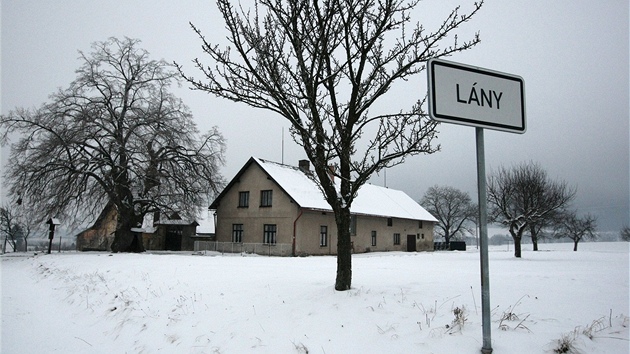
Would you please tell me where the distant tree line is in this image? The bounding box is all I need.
[422,161,606,257]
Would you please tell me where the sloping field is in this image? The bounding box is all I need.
[2,242,628,353]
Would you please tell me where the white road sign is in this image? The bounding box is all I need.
[427,59,526,133]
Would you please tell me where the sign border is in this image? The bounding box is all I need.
[427,58,526,134]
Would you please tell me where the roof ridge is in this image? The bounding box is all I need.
[224,157,437,222]
[257,157,309,174]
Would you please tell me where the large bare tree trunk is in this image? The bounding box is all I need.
[110,208,144,253]
[335,207,352,290]
[531,224,539,251]
[509,228,524,258]
[111,229,144,253]
[513,237,522,258]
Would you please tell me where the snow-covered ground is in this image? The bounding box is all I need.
[2,242,628,353]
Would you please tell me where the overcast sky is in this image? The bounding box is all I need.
[2,0,628,232]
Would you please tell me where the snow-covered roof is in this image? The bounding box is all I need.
[137,212,203,234]
[47,218,61,225]
[254,157,330,211]
[155,219,198,226]
[195,211,216,234]
[216,157,437,222]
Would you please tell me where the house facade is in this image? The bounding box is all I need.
[210,157,437,255]
[76,202,117,251]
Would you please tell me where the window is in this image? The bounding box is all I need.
[350,215,357,236]
[260,190,273,207]
[238,191,249,207]
[393,233,400,245]
[371,231,377,246]
[166,226,183,237]
[419,220,423,229]
[232,224,243,243]
[320,226,328,247]
[263,224,277,244]
[387,217,393,227]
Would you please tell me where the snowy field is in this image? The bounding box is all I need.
[2,242,628,353]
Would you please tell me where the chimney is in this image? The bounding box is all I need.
[298,159,310,172]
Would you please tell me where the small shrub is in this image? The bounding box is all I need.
[292,341,309,353]
[446,306,467,334]
[552,331,578,354]
[497,295,531,332]
[498,310,519,331]
[453,307,466,326]
[581,317,607,339]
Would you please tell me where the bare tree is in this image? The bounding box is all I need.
[0,204,31,253]
[527,210,563,251]
[0,37,225,253]
[621,226,630,242]
[421,185,477,244]
[1,206,19,252]
[487,162,576,258]
[181,0,483,290]
[556,212,597,251]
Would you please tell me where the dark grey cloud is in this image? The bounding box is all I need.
[2,0,628,231]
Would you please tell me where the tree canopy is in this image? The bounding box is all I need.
[0,37,225,252]
[487,161,576,258]
[556,211,597,251]
[421,185,477,243]
[182,0,483,289]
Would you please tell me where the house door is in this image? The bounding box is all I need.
[165,228,183,251]
[406,234,417,252]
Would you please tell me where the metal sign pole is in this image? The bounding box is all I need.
[476,127,492,353]
[428,58,525,353]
